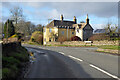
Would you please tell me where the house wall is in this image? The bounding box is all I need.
[43,27,58,44]
[76,28,83,40]
[83,30,93,40]
[58,28,75,40]
[83,25,93,41]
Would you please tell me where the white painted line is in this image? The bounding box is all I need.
[89,64,120,80]
[68,55,83,62]
[59,52,65,55]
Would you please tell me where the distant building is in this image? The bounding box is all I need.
[43,14,94,44]
[94,29,106,34]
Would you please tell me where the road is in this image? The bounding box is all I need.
[23,44,119,79]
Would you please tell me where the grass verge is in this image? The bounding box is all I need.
[97,45,120,50]
[22,41,41,45]
[46,44,96,47]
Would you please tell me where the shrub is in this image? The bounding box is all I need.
[13,53,29,62]
[2,57,20,67]
[2,68,11,78]
[2,43,29,79]
[71,36,81,41]
[3,66,18,78]
[31,31,43,44]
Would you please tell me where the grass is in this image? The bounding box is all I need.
[47,44,96,47]
[22,41,42,45]
[98,45,120,50]
[23,41,119,50]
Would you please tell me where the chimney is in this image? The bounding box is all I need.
[73,16,77,24]
[86,14,89,24]
[61,14,64,21]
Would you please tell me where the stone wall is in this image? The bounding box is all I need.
[97,48,119,54]
[46,40,119,46]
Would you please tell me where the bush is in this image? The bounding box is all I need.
[13,53,29,62]
[31,31,43,44]
[2,68,11,78]
[71,36,81,41]
[2,43,29,79]
[2,66,18,78]
[2,57,20,67]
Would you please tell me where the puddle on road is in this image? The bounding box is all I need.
[26,48,46,64]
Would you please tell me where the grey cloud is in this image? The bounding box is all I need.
[2,2,118,24]
[2,2,118,18]
[21,2,118,19]
[49,2,118,18]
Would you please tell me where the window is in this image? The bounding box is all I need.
[49,28,52,32]
[77,29,79,33]
[62,31,64,35]
[72,32,74,34]
[49,38,51,42]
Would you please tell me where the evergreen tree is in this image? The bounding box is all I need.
[4,19,15,38]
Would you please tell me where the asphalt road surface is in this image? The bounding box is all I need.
[23,44,119,79]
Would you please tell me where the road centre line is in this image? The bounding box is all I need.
[68,55,83,62]
[89,64,120,80]
[68,55,119,79]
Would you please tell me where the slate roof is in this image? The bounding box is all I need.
[46,19,93,30]
[46,20,75,28]
[94,29,106,34]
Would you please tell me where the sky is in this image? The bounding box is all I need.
[1,2,118,30]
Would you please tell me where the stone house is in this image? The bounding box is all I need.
[43,14,93,45]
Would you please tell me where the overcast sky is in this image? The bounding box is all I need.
[1,2,118,30]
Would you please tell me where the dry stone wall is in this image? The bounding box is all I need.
[46,40,119,46]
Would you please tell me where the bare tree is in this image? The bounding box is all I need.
[10,6,23,32]
[104,22,118,41]
[104,22,118,34]
[17,20,35,36]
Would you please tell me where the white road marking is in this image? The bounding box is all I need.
[59,52,65,55]
[89,64,120,80]
[68,55,83,62]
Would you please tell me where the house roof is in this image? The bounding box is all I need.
[94,29,106,34]
[46,20,75,28]
[46,19,93,30]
